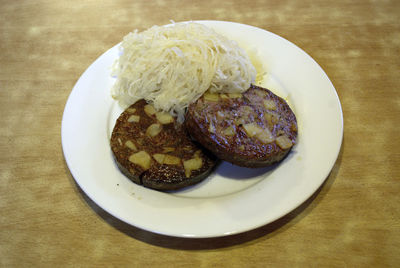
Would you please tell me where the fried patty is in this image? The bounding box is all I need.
[110,100,216,191]
[185,85,298,168]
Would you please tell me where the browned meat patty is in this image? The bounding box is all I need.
[110,100,217,191]
[185,85,298,168]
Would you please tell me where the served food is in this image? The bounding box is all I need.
[185,85,297,168]
[110,100,217,191]
[110,22,297,191]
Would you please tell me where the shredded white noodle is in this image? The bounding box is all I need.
[111,22,258,122]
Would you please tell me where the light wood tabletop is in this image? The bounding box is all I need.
[1,0,399,266]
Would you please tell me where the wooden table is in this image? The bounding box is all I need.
[1,0,399,266]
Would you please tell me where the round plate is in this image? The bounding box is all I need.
[61,20,343,238]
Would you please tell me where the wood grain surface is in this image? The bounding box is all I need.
[1,0,399,267]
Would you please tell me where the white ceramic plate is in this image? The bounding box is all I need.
[62,21,343,238]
